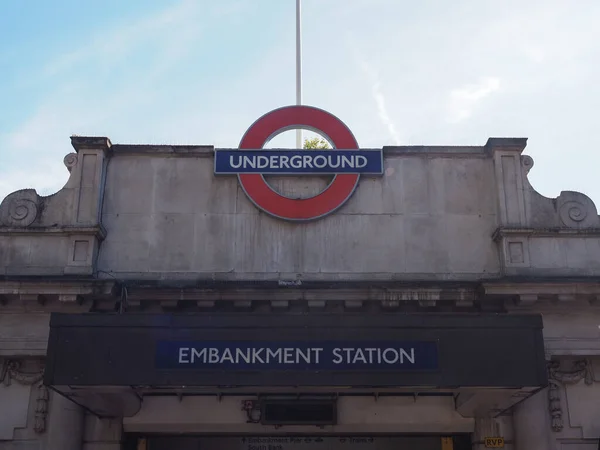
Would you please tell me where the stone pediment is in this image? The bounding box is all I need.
[0,135,598,284]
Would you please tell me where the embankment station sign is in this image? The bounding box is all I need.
[156,340,438,370]
[45,313,547,388]
[214,105,384,221]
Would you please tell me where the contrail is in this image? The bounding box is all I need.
[356,57,402,145]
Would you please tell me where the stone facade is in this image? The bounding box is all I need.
[1,132,600,450]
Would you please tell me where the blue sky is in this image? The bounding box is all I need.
[1,0,600,206]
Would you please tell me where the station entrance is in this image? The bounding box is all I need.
[45,312,545,450]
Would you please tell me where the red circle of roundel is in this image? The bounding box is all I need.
[238,105,360,221]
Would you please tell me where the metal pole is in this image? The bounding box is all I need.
[295,0,302,148]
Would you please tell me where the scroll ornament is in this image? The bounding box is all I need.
[63,152,78,172]
[556,191,599,228]
[559,201,588,226]
[521,155,534,174]
[0,189,40,227]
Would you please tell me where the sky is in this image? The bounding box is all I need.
[1,0,599,206]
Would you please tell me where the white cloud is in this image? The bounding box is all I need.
[371,84,402,145]
[355,57,402,145]
[446,77,501,123]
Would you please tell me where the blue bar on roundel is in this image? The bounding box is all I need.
[214,150,384,175]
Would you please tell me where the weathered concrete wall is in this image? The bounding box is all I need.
[96,150,499,280]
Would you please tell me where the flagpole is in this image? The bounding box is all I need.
[295,0,302,148]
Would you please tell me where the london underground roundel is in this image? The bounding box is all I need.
[213,105,383,221]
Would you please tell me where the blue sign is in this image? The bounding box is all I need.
[214,150,384,175]
[155,341,438,371]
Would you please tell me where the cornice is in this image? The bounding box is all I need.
[492,226,600,241]
[0,225,107,240]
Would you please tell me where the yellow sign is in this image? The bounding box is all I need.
[484,437,504,448]
[441,437,454,450]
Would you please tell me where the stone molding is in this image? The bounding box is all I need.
[0,224,106,239]
[0,358,48,433]
[34,383,49,433]
[0,280,119,312]
[483,282,600,306]
[544,338,600,358]
[111,143,213,156]
[3,278,600,312]
[123,285,479,309]
[493,227,600,239]
[547,359,594,432]
[70,136,112,153]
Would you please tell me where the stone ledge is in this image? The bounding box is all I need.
[0,279,119,314]
[105,144,508,158]
[123,286,479,302]
[382,146,486,157]
[97,271,503,282]
[545,338,600,357]
[484,281,600,296]
[0,338,49,356]
[485,137,528,153]
[111,144,214,156]
[0,225,107,240]
[492,227,600,241]
[485,281,600,307]
[70,136,112,152]
[0,280,118,297]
